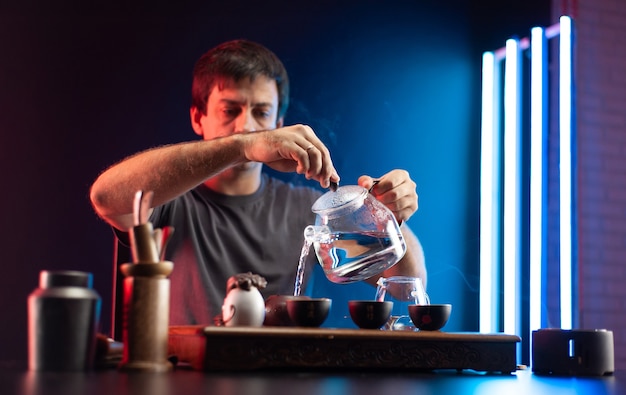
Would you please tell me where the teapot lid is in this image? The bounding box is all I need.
[311,185,367,213]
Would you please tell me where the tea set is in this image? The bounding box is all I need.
[219,184,452,331]
[258,277,451,331]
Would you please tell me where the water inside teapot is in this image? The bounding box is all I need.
[314,230,404,283]
[293,225,405,295]
[293,185,406,295]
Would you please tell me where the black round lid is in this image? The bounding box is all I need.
[39,270,93,288]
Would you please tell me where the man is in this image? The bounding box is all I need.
[90,39,426,325]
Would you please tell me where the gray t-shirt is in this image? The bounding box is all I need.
[150,174,322,325]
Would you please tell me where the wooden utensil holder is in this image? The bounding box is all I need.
[119,261,173,372]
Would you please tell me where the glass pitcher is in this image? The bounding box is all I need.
[375,276,429,330]
[304,185,406,284]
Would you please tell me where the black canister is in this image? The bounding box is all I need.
[27,270,101,371]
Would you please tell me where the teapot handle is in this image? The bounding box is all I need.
[368,179,380,194]
[410,289,431,305]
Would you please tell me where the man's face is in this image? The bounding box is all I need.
[195,75,281,140]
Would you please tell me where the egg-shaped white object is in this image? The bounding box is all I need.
[221,287,265,327]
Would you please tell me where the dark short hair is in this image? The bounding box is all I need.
[191,39,290,119]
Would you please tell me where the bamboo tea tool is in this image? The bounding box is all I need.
[119,190,174,373]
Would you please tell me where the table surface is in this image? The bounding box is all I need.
[2,366,623,395]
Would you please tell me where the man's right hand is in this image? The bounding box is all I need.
[239,124,340,189]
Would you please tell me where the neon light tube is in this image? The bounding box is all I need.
[529,26,546,334]
[480,51,499,333]
[559,15,573,330]
[503,38,521,336]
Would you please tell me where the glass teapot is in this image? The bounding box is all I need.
[304,185,406,283]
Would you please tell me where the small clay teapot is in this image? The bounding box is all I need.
[264,295,311,326]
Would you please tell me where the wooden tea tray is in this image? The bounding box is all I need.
[168,326,520,374]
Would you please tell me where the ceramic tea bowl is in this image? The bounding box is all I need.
[348,300,393,329]
[286,297,332,327]
[408,304,452,331]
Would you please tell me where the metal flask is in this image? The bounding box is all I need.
[27,270,101,371]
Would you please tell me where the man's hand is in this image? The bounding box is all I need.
[358,170,418,224]
[240,124,340,189]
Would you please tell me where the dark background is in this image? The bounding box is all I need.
[0,1,550,364]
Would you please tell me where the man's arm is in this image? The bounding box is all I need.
[90,137,245,231]
[90,125,339,231]
[379,224,427,288]
[358,170,427,288]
